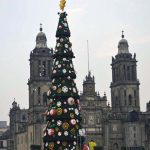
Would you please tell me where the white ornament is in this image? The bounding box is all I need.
[57,120,62,126]
[57,101,61,107]
[73,88,77,93]
[58,132,62,136]
[65,44,68,48]
[75,109,79,115]
[53,70,57,74]
[57,43,60,47]
[64,23,68,27]
[52,86,57,90]
[55,61,59,65]
[63,69,67,73]
[70,64,73,68]
[62,86,68,93]
[64,18,67,21]
[47,90,51,96]
[60,38,64,42]
[58,64,61,68]
[64,131,68,136]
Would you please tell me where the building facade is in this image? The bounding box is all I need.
[9,26,53,150]
[9,30,150,150]
[0,122,11,150]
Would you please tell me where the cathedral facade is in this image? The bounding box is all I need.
[9,28,150,150]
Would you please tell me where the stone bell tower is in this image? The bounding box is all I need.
[27,25,53,149]
[110,32,140,113]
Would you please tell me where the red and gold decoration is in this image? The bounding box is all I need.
[43,0,85,149]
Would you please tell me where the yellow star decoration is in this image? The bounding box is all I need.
[59,0,66,11]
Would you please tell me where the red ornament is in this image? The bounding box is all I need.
[59,25,62,29]
[70,119,76,125]
[50,109,56,116]
[68,97,75,105]
[82,144,89,150]
[63,109,67,113]
[48,129,55,136]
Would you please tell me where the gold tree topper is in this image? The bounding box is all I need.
[59,0,66,11]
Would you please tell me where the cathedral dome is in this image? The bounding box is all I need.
[118,32,129,54]
[36,24,47,48]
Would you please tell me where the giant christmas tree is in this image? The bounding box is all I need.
[43,1,84,150]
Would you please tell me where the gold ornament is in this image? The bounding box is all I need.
[58,146,63,150]
[75,124,79,129]
[57,108,62,115]
[57,88,62,93]
[59,0,66,11]
[49,142,54,149]
[70,128,76,135]
[70,113,75,118]
[47,121,51,127]
[62,122,69,130]
[55,127,59,132]
[62,141,67,146]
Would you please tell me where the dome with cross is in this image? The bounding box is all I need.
[118,31,129,54]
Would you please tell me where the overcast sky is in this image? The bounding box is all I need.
[0,0,150,123]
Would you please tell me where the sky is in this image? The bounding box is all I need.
[0,0,150,123]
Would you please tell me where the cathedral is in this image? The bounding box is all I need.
[8,26,150,150]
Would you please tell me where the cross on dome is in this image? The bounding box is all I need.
[40,23,43,32]
[122,30,124,38]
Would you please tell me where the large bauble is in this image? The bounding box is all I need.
[70,119,76,125]
[48,129,55,136]
[50,109,56,116]
[68,97,75,105]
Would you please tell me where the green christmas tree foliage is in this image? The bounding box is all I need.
[43,12,84,150]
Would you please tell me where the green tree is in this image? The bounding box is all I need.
[43,11,84,150]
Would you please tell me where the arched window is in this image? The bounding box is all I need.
[129,95,132,105]
[132,65,135,80]
[134,90,136,98]
[123,65,126,80]
[42,61,46,77]
[22,115,26,121]
[127,66,130,80]
[116,96,119,105]
[43,92,47,106]
[113,143,119,150]
[124,90,127,97]
[38,87,41,95]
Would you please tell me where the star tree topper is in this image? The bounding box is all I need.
[59,0,66,11]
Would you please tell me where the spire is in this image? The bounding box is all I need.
[87,40,90,74]
[84,71,95,84]
[118,30,129,54]
[36,24,47,48]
